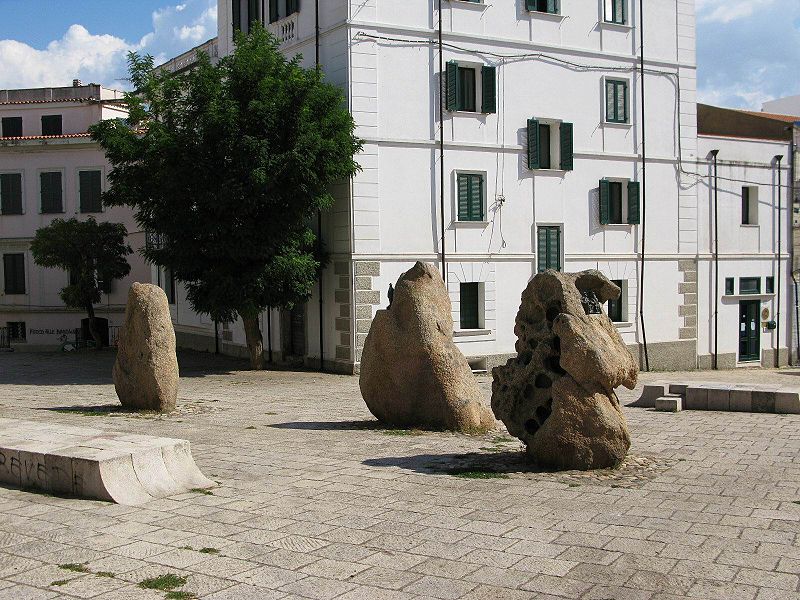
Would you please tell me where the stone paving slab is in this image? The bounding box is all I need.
[0,418,213,505]
[0,351,798,599]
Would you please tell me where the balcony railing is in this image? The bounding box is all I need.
[269,13,298,46]
[0,327,9,350]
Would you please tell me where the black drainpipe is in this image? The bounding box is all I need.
[438,0,447,286]
[776,154,784,367]
[710,149,719,369]
[316,0,324,372]
[637,0,649,372]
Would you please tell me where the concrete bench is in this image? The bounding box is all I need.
[633,383,800,415]
[0,419,214,505]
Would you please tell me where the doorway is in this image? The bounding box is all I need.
[738,300,760,362]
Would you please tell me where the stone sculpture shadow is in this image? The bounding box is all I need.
[269,420,383,431]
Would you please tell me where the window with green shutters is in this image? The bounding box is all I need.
[606,79,629,123]
[41,115,62,136]
[1,117,22,138]
[599,179,639,225]
[460,282,481,330]
[446,61,496,114]
[3,253,25,295]
[526,0,559,14]
[607,279,625,322]
[604,0,626,24]
[0,173,23,215]
[457,173,484,222]
[527,119,573,171]
[79,170,103,213]
[537,226,561,273]
[40,172,63,213]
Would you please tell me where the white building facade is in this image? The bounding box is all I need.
[0,84,150,350]
[168,0,792,372]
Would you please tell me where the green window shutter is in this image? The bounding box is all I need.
[446,61,459,112]
[232,0,242,31]
[537,227,561,272]
[627,181,640,224]
[470,174,483,220]
[481,66,496,114]
[268,0,278,23]
[288,0,300,15]
[460,283,480,329]
[3,254,25,295]
[620,81,628,122]
[527,119,540,170]
[618,0,626,24]
[79,171,102,213]
[537,229,547,273]
[547,0,559,14]
[1,174,22,215]
[41,115,62,136]
[559,122,573,171]
[458,174,469,220]
[599,180,611,225]
[40,172,62,213]
[526,0,536,9]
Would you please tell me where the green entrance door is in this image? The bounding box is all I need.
[739,300,760,362]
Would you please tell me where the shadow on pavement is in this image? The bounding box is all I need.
[363,451,546,477]
[269,420,381,431]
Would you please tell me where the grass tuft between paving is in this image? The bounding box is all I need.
[59,563,89,573]
[449,469,509,479]
[138,573,188,592]
[199,547,220,554]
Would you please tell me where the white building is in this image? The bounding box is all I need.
[159,1,794,372]
[0,83,150,350]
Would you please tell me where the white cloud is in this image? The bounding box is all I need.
[697,0,776,24]
[0,0,218,91]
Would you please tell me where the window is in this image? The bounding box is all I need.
[604,0,626,24]
[457,173,484,221]
[742,186,758,225]
[3,254,25,294]
[40,171,63,213]
[607,279,626,322]
[599,179,640,225]
[7,322,25,342]
[0,173,23,215]
[1,117,22,138]
[527,119,573,171]
[41,115,62,136]
[537,226,561,272]
[79,170,103,213]
[740,277,761,295]
[766,276,774,294]
[526,0,559,14]
[446,62,496,114]
[460,282,482,330]
[725,277,735,296]
[606,79,629,124]
[267,0,299,24]
[164,269,176,304]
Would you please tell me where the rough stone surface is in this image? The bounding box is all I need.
[491,270,638,470]
[359,262,494,433]
[113,283,179,412]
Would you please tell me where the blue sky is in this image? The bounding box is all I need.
[0,0,798,111]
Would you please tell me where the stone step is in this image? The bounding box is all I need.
[631,383,668,408]
[0,419,213,505]
[655,395,683,412]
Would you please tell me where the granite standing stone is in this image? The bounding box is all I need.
[113,283,179,412]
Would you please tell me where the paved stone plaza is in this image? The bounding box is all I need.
[0,351,798,599]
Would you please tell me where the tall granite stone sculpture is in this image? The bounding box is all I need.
[359,262,495,433]
[491,270,638,470]
[113,283,179,412]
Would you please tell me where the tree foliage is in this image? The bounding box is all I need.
[90,24,362,368]
[30,217,132,348]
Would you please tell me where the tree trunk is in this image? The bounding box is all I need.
[86,303,104,350]
[242,314,265,370]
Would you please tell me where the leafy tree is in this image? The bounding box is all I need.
[91,24,362,369]
[30,217,132,348]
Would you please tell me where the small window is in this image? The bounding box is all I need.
[740,277,761,295]
[599,179,640,225]
[0,173,23,215]
[3,253,25,294]
[79,170,103,213]
[527,119,574,171]
[604,0,626,24]
[725,277,735,296]
[457,67,477,112]
[41,115,62,136]
[1,117,22,138]
[445,62,497,114]
[742,186,758,225]
[526,0,559,14]
[457,173,484,221]
[459,282,483,330]
[766,276,774,294]
[7,322,26,342]
[40,171,63,213]
[268,0,299,24]
[607,279,626,322]
[606,79,629,124]
[537,226,561,273]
